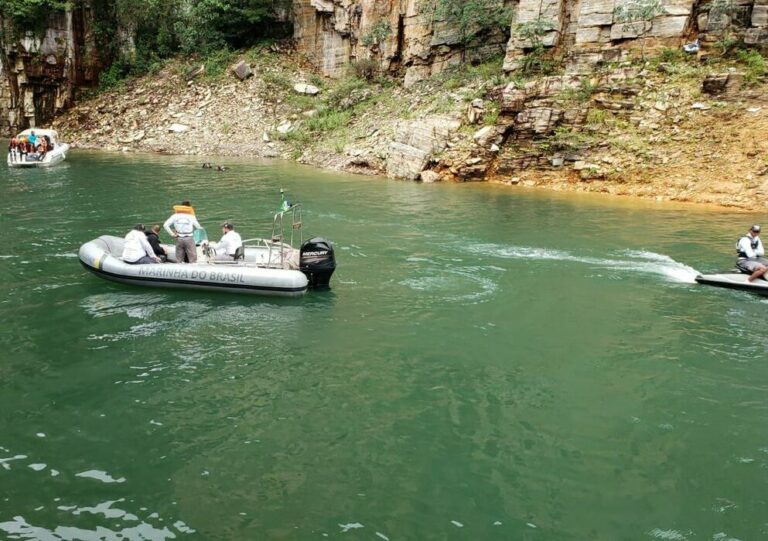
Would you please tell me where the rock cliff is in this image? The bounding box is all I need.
[294,0,768,81]
[0,3,100,135]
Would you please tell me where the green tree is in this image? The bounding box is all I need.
[0,0,69,35]
[613,0,664,60]
[423,0,513,56]
[514,16,556,74]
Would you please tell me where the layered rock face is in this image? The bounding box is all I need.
[293,0,510,85]
[0,4,100,135]
[505,0,768,72]
[295,0,768,82]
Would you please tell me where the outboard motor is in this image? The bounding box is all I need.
[300,237,336,288]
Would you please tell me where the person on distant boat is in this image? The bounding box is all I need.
[37,136,47,159]
[202,162,212,169]
[145,224,167,262]
[122,224,161,265]
[163,200,202,263]
[8,137,18,162]
[17,136,28,161]
[206,222,242,261]
[736,224,768,282]
[27,131,38,149]
[216,165,227,171]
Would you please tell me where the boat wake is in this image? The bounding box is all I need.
[466,244,700,284]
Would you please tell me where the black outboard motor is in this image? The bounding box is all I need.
[300,237,336,288]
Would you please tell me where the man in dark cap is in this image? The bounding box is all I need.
[208,222,243,261]
[736,225,768,282]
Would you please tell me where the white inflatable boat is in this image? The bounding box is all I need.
[7,129,70,168]
[79,205,336,297]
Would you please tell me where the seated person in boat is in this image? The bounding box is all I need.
[17,136,28,160]
[736,224,768,282]
[206,222,242,261]
[37,137,47,158]
[43,134,53,150]
[145,224,167,262]
[8,137,19,162]
[122,224,161,265]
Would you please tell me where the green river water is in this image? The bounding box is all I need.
[1,152,768,540]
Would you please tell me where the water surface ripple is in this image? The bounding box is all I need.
[1,152,767,539]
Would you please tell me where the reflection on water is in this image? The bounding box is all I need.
[2,152,768,539]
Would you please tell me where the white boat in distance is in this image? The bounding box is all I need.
[79,204,337,297]
[7,128,70,168]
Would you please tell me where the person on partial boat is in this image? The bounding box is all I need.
[736,224,768,282]
[145,224,167,262]
[163,200,202,263]
[206,222,242,261]
[8,137,18,163]
[122,224,161,264]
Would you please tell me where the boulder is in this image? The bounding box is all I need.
[168,123,190,133]
[232,61,253,81]
[702,73,742,96]
[294,83,320,95]
[420,170,441,183]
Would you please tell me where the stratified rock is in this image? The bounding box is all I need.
[386,116,461,180]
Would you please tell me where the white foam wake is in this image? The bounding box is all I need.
[466,244,699,284]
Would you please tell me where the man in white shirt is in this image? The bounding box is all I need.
[208,222,243,261]
[736,224,768,282]
[163,200,202,263]
[122,224,161,264]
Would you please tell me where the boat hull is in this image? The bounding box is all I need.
[695,273,768,295]
[7,144,69,168]
[79,236,308,297]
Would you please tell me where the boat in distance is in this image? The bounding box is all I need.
[695,272,768,295]
[79,204,336,297]
[7,129,70,168]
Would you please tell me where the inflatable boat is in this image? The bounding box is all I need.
[7,129,69,168]
[79,204,336,297]
[695,271,768,295]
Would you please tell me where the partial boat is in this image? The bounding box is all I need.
[7,129,70,168]
[695,271,768,295]
[79,204,336,297]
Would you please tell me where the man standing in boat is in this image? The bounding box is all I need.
[736,224,768,282]
[163,201,202,263]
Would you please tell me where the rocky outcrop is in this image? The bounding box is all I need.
[386,116,461,179]
[504,0,768,72]
[293,0,509,85]
[294,0,768,83]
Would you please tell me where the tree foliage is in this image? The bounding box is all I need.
[514,17,556,74]
[0,0,69,34]
[424,0,513,48]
